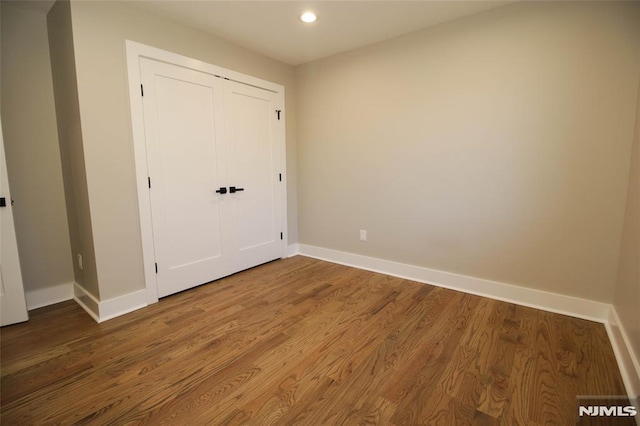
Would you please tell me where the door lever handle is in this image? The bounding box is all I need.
[215,187,227,194]
[229,186,244,194]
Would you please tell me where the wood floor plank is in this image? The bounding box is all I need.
[219,278,422,423]
[0,256,631,425]
[389,293,484,425]
[475,303,519,421]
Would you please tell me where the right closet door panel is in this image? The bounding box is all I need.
[224,80,283,272]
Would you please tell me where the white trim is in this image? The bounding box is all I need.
[72,283,148,323]
[98,289,147,322]
[125,40,287,306]
[285,243,300,258]
[26,282,74,310]
[298,244,610,322]
[126,41,159,305]
[277,96,288,257]
[606,307,640,399]
[73,283,100,322]
[126,41,283,94]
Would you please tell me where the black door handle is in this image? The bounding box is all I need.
[229,186,244,193]
[215,187,227,194]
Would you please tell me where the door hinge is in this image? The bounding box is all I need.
[155,263,158,274]
[276,110,281,120]
[279,173,282,182]
[280,232,283,240]
[141,84,144,97]
[148,177,151,188]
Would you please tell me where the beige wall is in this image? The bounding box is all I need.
[48,0,99,298]
[0,3,74,294]
[614,77,640,372]
[296,1,640,302]
[68,1,297,300]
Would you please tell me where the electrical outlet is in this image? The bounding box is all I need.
[77,254,83,270]
[360,230,367,242]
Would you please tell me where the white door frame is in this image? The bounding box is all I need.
[125,41,287,304]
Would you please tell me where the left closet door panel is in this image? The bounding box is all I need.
[141,58,233,298]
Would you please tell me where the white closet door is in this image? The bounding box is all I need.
[224,80,283,271]
[0,120,28,326]
[141,58,233,298]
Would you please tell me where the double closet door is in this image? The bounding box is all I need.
[140,58,283,298]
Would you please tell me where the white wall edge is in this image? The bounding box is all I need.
[72,283,147,323]
[26,282,74,310]
[606,306,640,400]
[298,244,610,322]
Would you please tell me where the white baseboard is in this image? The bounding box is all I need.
[98,289,147,322]
[73,283,100,322]
[73,283,147,323]
[285,243,300,258]
[606,307,640,400]
[298,244,610,322]
[26,282,74,310]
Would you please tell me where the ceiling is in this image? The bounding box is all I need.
[131,1,513,66]
[11,0,513,66]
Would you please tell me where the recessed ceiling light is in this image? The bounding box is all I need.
[300,11,317,24]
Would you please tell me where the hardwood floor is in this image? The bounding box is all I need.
[1,256,631,425]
